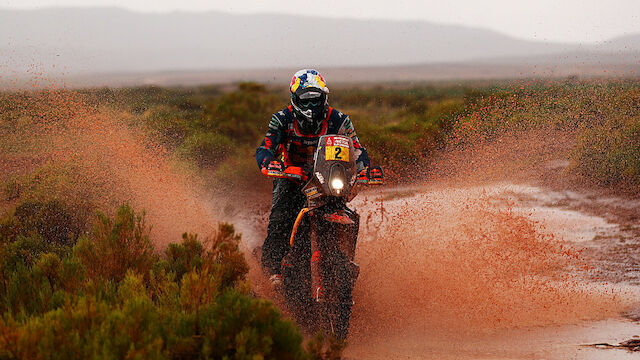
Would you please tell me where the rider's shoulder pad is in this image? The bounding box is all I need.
[269,107,294,130]
[327,108,351,131]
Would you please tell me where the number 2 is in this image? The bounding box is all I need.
[334,147,342,159]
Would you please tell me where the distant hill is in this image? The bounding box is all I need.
[0,8,580,72]
[0,7,638,86]
[598,33,640,52]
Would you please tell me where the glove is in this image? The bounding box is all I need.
[261,159,285,177]
[367,166,385,185]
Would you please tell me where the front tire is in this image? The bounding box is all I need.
[321,250,354,340]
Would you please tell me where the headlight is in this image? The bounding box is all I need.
[330,178,344,190]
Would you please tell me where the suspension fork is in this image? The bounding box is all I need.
[288,207,324,301]
[289,207,309,247]
[309,220,324,301]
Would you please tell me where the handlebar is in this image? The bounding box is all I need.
[262,163,384,185]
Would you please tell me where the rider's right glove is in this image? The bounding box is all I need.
[261,159,285,177]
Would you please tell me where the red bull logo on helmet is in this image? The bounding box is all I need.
[290,69,329,94]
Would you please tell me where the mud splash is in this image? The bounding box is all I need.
[352,188,627,331]
[345,185,635,358]
[0,89,218,245]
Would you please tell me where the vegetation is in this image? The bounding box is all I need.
[0,200,315,359]
[60,79,640,188]
[449,80,640,187]
[53,82,468,185]
[4,79,639,189]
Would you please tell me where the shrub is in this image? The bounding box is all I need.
[200,82,279,145]
[0,213,21,243]
[199,289,306,360]
[13,295,166,360]
[176,132,233,167]
[164,233,204,282]
[0,202,312,359]
[573,117,640,185]
[8,162,96,216]
[2,176,20,201]
[0,238,65,316]
[74,203,155,283]
[207,223,249,290]
[14,199,85,246]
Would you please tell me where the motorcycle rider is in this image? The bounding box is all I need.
[256,69,374,287]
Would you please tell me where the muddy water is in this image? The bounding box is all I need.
[346,319,640,359]
[337,183,640,359]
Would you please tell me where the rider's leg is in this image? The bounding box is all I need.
[261,178,306,277]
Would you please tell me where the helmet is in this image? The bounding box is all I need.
[290,69,329,134]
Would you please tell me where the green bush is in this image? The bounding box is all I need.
[199,290,305,360]
[164,233,204,282]
[74,203,155,283]
[573,117,640,185]
[0,203,311,359]
[0,236,70,316]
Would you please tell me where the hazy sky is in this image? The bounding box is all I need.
[2,0,639,43]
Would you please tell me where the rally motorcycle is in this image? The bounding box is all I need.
[263,135,383,339]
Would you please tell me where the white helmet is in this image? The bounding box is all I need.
[289,69,329,134]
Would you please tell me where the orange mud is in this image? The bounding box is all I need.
[1,89,218,246]
[350,190,630,337]
[342,128,637,358]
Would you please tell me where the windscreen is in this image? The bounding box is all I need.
[313,135,357,197]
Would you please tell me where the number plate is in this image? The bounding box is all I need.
[325,137,350,162]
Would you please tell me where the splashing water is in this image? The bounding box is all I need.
[341,185,635,358]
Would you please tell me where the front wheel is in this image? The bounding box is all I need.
[320,301,352,341]
[320,251,354,340]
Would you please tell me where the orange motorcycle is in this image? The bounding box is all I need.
[264,134,383,339]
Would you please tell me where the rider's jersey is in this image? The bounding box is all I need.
[256,106,370,170]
